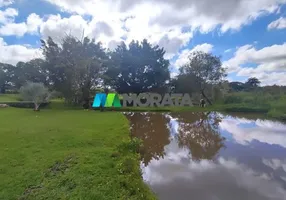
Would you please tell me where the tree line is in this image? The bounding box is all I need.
[1,35,283,107]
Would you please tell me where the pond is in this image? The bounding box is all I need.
[124,112,286,200]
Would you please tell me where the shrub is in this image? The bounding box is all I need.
[20,82,54,111]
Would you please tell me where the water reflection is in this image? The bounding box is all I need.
[175,112,225,161]
[125,112,171,166]
[125,112,286,200]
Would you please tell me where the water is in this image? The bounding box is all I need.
[124,112,286,200]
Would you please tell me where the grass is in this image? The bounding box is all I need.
[222,92,286,121]
[0,108,156,200]
[0,94,20,102]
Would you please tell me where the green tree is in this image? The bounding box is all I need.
[41,36,107,106]
[245,77,261,88]
[178,51,226,105]
[12,59,48,89]
[171,72,200,94]
[229,81,246,92]
[0,63,14,93]
[104,39,170,94]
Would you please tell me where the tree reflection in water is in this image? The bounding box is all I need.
[124,112,226,166]
[124,112,171,166]
[174,112,226,161]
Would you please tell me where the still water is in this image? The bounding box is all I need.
[124,112,286,200]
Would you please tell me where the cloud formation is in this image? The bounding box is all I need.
[223,43,286,85]
[219,116,286,148]
[268,17,286,30]
[0,37,42,65]
[0,0,13,7]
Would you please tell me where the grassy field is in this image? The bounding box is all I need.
[0,94,20,102]
[0,108,156,200]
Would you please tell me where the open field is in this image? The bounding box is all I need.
[0,108,155,200]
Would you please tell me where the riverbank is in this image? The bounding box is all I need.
[0,108,156,200]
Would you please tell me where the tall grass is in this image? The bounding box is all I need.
[223,92,286,120]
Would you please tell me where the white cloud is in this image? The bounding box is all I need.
[26,13,43,34]
[0,13,42,37]
[0,0,13,7]
[43,0,285,34]
[157,31,193,59]
[0,7,17,24]
[0,37,42,65]
[38,11,191,56]
[39,14,125,49]
[268,17,286,30]
[174,43,213,68]
[142,147,286,199]
[39,14,88,42]
[40,0,285,62]
[224,48,232,53]
[0,22,27,36]
[223,43,286,85]
[219,116,286,148]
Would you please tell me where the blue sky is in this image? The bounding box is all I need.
[1,0,286,85]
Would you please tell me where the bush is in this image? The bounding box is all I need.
[223,94,243,104]
[20,82,54,111]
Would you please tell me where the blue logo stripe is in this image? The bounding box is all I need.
[92,93,107,108]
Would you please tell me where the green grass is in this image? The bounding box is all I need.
[0,94,20,102]
[0,108,156,200]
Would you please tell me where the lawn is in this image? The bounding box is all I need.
[0,94,20,102]
[0,108,155,200]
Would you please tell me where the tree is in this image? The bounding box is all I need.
[20,82,53,111]
[41,36,107,106]
[178,51,226,105]
[0,63,14,93]
[171,73,200,94]
[12,59,48,89]
[245,77,261,88]
[229,81,246,92]
[104,39,170,94]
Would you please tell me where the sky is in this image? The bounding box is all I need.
[0,0,286,86]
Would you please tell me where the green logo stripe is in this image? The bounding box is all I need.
[104,93,122,108]
[113,94,122,107]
